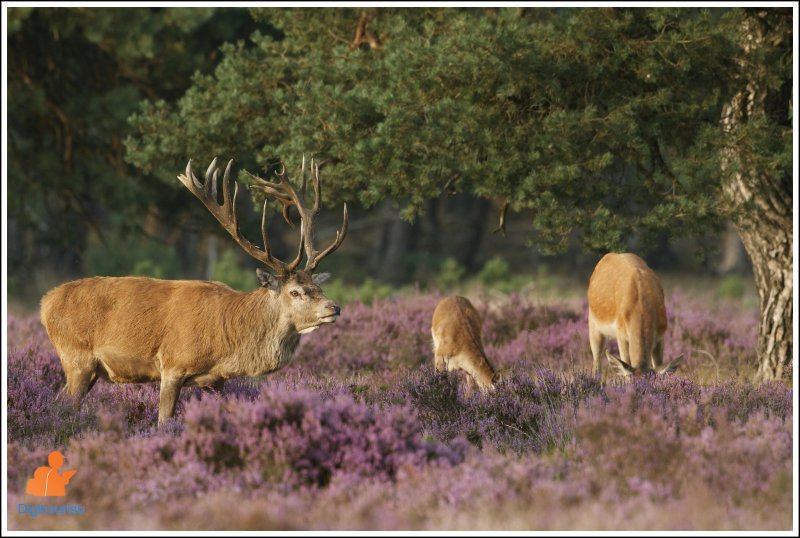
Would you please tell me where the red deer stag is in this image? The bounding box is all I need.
[587,253,683,380]
[40,156,348,424]
[431,296,498,393]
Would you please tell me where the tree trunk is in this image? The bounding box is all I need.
[720,10,792,382]
[729,201,792,383]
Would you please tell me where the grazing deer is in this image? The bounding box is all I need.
[587,252,683,379]
[431,296,498,393]
[41,156,348,424]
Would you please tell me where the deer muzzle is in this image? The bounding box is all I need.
[320,302,341,323]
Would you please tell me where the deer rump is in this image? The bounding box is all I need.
[587,252,683,378]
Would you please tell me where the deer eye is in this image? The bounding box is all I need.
[290,290,301,298]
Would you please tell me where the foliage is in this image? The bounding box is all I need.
[122,7,793,256]
[436,257,467,289]
[477,257,510,286]
[210,249,258,291]
[7,284,791,530]
[472,256,538,295]
[84,233,182,279]
[715,274,747,300]
[322,277,398,305]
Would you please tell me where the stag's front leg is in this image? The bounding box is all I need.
[158,372,185,425]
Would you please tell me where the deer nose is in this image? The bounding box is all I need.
[329,304,341,316]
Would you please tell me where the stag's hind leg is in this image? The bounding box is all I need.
[158,372,185,426]
[57,350,101,403]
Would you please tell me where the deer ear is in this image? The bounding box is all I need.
[606,351,634,377]
[658,354,684,375]
[312,272,331,285]
[256,268,281,291]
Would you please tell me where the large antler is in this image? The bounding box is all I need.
[177,158,303,276]
[246,155,348,272]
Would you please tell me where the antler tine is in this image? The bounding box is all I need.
[305,203,348,271]
[296,159,347,272]
[222,159,234,212]
[260,198,271,261]
[185,160,202,190]
[311,159,321,212]
[178,158,290,276]
[227,166,240,234]
[255,179,301,272]
[299,154,308,202]
[196,155,348,275]
[246,165,297,228]
[205,157,218,199]
[276,163,299,227]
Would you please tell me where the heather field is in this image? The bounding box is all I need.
[5,287,795,531]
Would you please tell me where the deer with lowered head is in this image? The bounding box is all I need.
[587,252,683,380]
[431,296,498,393]
[40,156,348,425]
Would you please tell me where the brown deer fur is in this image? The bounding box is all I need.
[431,296,497,392]
[41,271,339,424]
[587,253,683,379]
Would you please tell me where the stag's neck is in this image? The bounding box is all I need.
[220,288,301,377]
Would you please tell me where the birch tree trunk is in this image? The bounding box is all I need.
[720,10,793,382]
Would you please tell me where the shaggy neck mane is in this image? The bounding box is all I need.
[215,286,300,376]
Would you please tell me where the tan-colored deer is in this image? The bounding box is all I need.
[431,296,498,392]
[587,252,683,379]
[41,156,348,424]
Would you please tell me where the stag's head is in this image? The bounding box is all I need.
[177,156,348,334]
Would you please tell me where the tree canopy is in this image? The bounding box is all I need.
[124,8,784,255]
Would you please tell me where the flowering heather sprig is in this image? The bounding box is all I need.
[8,379,466,504]
[404,367,601,455]
[6,345,93,445]
[180,383,466,488]
[6,314,50,351]
[664,291,759,378]
[572,375,792,505]
[705,379,793,422]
